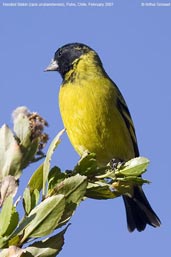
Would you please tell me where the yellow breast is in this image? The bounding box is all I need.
[59,75,135,166]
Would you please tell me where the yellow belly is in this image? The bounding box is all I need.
[59,78,135,165]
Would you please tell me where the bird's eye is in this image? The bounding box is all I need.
[58,49,63,57]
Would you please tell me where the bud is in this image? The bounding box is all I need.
[0,107,49,206]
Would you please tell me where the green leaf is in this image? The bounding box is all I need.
[57,202,77,229]
[48,166,66,191]
[55,175,87,228]
[32,189,40,208]
[23,187,32,215]
[53,174,87,205]
[5,206,19,237]
[0,236,8,249]
[0,125,22,179]
[118,157,149,177]
[85,157,150,199]
[21,138,40,169]
[50,174,87,229]
[28,163,43,192]
[86,182,120,199]
[0,196,19,246]
[21,195,65,242]
[43,129,65,197]
[74,153,97,174]
[24,225,69,257]
[23,187,40,215]
[13,108,31,148]
[8,235,21,247]
[10,214,36,242]
[0,196,13,236]
[74,153,106,177]
[116,176,150,185]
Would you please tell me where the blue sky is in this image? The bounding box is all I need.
[0,1,170,256]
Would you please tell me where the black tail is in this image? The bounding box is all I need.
[123,186,161,232]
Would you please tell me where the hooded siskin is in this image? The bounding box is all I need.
[45,42,161,232]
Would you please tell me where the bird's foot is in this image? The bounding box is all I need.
[109,158,125,170]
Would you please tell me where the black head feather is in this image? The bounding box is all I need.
[53,43,99,78]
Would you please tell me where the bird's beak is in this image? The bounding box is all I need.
[44,59,59,71]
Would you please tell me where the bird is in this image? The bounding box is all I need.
[45,42,161,232]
